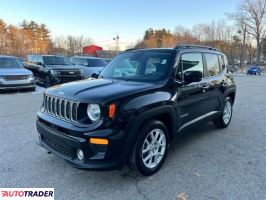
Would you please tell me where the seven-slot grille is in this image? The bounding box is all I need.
[4,75,28,81]
[43,94,79,122]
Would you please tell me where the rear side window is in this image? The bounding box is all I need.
[176,53,203,81]
[205,54,220,76]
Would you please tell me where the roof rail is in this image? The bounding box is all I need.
[174,44,219,51]
[124,48,143,52]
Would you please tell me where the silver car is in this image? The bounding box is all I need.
[69,56,107,78]
[0,55,36,91]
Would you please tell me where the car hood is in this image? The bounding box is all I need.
[45,78,162,103]
[0,68,32,75]
[45,65,80,70]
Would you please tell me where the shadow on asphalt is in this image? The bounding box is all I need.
[168,122,216,154]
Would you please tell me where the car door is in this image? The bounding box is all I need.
[202,53,224,114]
[175,52,210,131]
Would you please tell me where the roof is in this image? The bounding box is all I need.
[174,44,219,51]
[70,56,103,59]
[125,44,221,53]
[27,54,67,57]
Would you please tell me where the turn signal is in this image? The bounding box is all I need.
[89,138,109,145]
[108,103,116,118]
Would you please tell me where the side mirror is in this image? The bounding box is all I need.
[91,73,99,79]
[183,71,202,84]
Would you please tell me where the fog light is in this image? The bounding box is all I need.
[77,149,84,160]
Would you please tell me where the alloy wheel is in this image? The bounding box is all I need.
[141,128,166,169]
[223,100,232,125]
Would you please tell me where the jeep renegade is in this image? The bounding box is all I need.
[36,45,236,176]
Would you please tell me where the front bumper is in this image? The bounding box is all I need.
[50,76,83,85]
[0,81,36,90]
[36,113,128,170]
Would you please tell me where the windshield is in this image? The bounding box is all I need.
[43,56,70,65]
[0,57,23,68]
[70,57,107,67]
[99,51,175,82]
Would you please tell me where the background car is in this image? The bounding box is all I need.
[229,64,238,73]
[69,56,107,78]
[0,55,36,91]
[26,55,83,87]
[102,58,112,64]
[247,66,262,75]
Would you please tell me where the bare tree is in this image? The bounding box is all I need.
[52,35,93,56]
[233,0,266,63]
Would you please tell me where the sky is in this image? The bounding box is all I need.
[0,0,239,49]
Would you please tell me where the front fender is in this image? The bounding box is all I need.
[120,105,177,164]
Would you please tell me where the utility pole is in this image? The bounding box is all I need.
[113,34,119,55]
[239,22,247,71]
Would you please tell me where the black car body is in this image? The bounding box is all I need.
[26,55,83,87]
[36,45,236,175]
[0,55,36,91]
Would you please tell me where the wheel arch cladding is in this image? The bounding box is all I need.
[227,92,235,104]
[134,106,176,142]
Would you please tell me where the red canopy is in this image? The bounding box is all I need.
[83,45,103,56]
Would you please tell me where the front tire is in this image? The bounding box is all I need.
[130,120,169,176]
[213,97,233,128]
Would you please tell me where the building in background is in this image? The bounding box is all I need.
[82,45,119,58]
[83,45,103,57]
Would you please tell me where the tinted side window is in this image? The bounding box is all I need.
[176,53,203,81]
[205,54,220,76]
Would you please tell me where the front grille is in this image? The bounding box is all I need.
[3,75,28,81]
[58,70,80,76]
[43,94,79,122]
[42,136,74,159]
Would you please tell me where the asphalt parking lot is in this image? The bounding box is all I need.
[1,76,266,200]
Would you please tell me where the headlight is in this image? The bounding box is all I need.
[50,70,58,76]
[87,104,101,121]
[28,74,34,78]
[0,75,3,79]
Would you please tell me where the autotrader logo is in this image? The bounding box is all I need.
[0,188,54,200]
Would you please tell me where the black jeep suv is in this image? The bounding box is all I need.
[36,45,236,176]
[26,55,83,87]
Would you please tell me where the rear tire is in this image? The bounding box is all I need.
[213,97,233,129]
[129,120,169,176]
